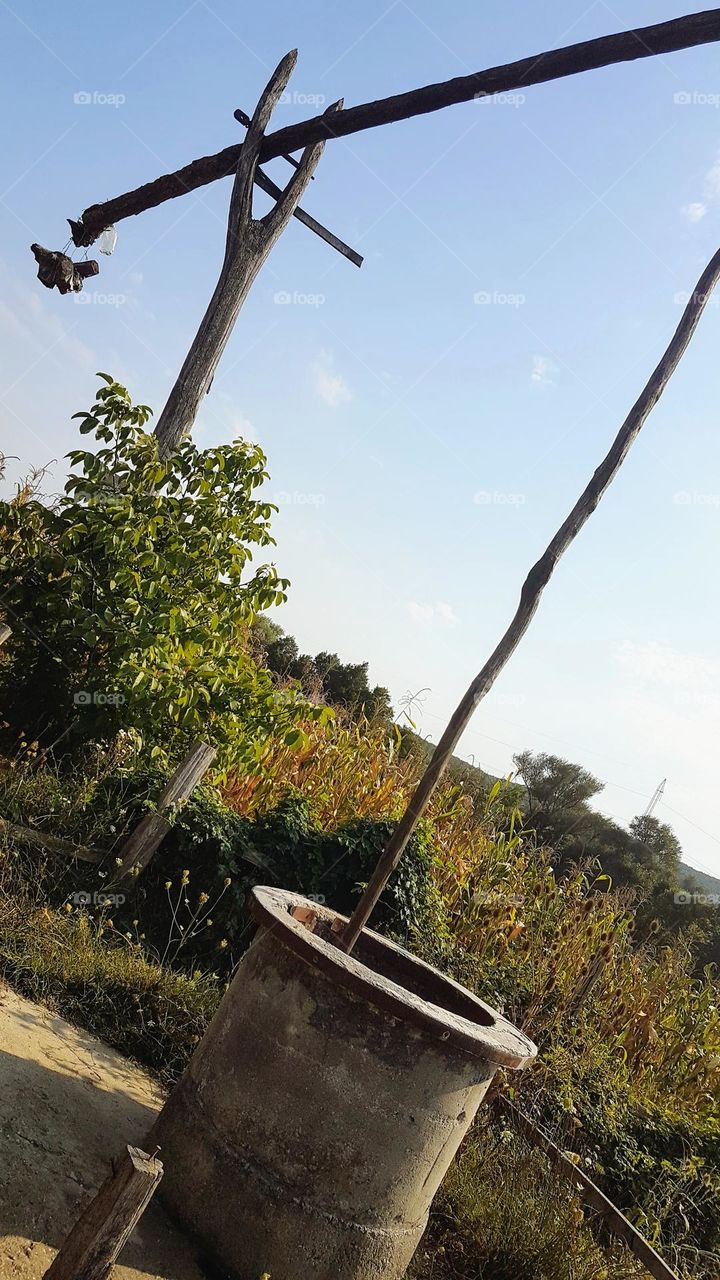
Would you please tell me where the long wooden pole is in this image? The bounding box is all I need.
[337,250,720,951]
[73,9,720,240]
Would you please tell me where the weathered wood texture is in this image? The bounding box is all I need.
[0,817,100,863]
[234,108,362,266]
[153,51,334,458]
[0,624,11,646]
[337,248,720,951]
[114,811,172,881]
[155,739,218,808]
[502,1100,680,1280]
[43,1145,163,1280]
[115,739,216,881]
[73,10,720,236]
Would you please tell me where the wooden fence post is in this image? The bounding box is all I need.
[43,1145,163,1280]
[115,740,216,884]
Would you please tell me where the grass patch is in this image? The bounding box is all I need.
[0,845,219,1086]
[411,1123,645,1280]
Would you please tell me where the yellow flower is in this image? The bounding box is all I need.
[219,939,228,949]
[223,877,231,887]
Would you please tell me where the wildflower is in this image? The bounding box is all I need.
[181,869,190,886]
[165,880,172,890]
[219,938,228,949]
[198,892,209,906]
[223,877,231,887]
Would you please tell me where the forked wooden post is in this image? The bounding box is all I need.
[337,248,720,952]
[115,739,216,883]
[43,1145,163,1280]
[153,50,338,458]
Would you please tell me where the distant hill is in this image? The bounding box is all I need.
[678,862,720,897]
[399,730,509,803]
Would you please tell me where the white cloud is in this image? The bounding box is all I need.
[531,355,557,387]
[311,350,352,407]
[681,202,707,224]
[407,601,459,626]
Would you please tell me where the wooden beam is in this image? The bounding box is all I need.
[71,9,720,238]
[0,817,101,864]
[501,1100,680,1280]
[336,246,720,951]
[43,1145,163,1280]
[115,739,216,882]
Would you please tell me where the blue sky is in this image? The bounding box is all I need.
[2,1,720,875]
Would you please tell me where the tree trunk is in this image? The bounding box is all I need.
[153,51,337,458]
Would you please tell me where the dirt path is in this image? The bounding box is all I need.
[0,982,206,1280]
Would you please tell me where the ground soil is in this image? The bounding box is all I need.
[0,981,206,1280]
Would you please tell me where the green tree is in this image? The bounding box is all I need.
[0,375,323,767]
[514,750,683,895]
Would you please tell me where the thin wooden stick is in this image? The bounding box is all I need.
[70,9,720,238]
[337,250,720,952]
[500,1099,680,1280]
[43,1145,163,1280]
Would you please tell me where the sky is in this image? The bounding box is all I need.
[1,1,719,876]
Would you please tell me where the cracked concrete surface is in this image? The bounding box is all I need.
[0,982,206,1280]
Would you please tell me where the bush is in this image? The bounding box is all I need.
[0,375,323,769]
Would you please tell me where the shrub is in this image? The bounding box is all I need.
[0,375,324,769]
